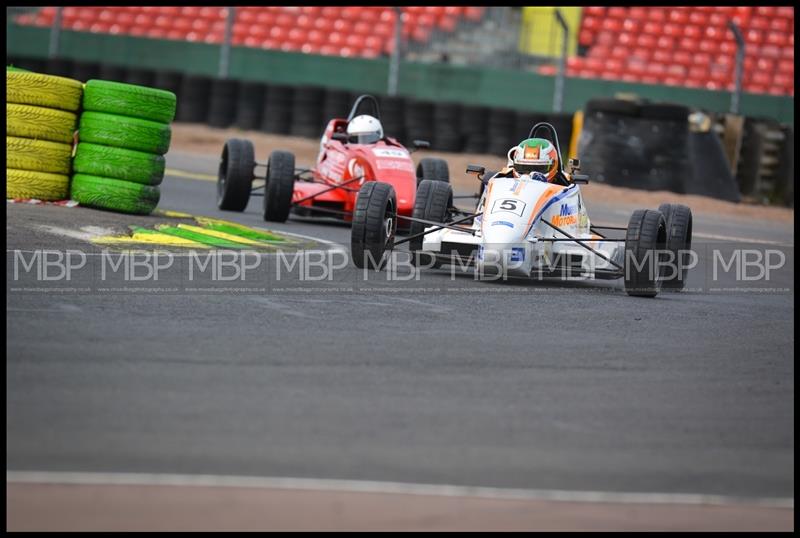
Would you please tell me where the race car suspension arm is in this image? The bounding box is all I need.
[392,212,482,247]
[291,176,364,205]
[540,219,624,271]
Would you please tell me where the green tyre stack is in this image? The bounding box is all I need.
[6,70,82,200]
[72,80,176,215]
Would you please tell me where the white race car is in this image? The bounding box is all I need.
[350,122,693,297]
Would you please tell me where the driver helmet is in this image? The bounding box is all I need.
[346,114,384,144]
[507,138,559,181]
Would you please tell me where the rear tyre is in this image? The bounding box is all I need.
[263,150,296,222]
[409,179,453,268]
[624,209,667,297]
[657,203,693,291]
[217,138,255,211]
[351,182,397,270]
[416,157,450,186]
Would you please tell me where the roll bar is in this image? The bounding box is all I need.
[528,122,565,173]
[347,94,381,122]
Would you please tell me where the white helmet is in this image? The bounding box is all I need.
[346,114,383,144]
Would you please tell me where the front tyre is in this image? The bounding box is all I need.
[657,203,693,291]
[217,138,254,211]
[351,182,397,270]
[624,209,667,297]
[263,150,296,222]
[416,157,450,186]
[410,179,453,267]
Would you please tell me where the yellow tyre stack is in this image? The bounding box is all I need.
[6,70,83,201]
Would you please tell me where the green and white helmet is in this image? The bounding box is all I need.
[507,137,559,181]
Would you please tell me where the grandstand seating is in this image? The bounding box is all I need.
[549,6,794,96]
[15,6,485,60]
[564,6,794,95]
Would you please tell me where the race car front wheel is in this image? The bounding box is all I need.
[410,179,453,268]
[217,138,254,211]
[351,181,397,270]
[416,157,450,186]
[657,203,693,291]
[624,209,667,298]
[263,150,296,222]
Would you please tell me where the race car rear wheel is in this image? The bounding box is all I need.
[263,150,296,222]
[416,157,449,186]
[657,203,693,291]
[217,138,254,211]
[410,179,453,267]
[624,209,667,298]
[351,181,397,270]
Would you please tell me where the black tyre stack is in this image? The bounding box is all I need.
[405,99,434,146]
[152,70,184,102]
[45,57,73,78]
[461,105,489,154]
[261,84,293,134]
[579,98,690,194]
[98,63,127,83]
[514,110,547,142]
[71,61,102,84]
[176,74,212,123]
[322,88,353,123]
[208,78,240,128]
[124,67,156,87]
[233,81,266,130]
[378,95,406,142]
[290,85,324,138]
[487,107,516,157]
[433,101,462,152]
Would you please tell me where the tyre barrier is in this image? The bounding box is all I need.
[405,99,435,147]
[290,85,324,138]
[261,84,293,134]
[71,79,176,214]
[176,73,212,123]
[487,107,516,157]
[18,58,790,204]
[98,63,128,83]
[322,88,353,124]
[152,70,184,101]
[461,104,489,154]
[378,95,407,144]
[234,81,266,131]
[580,99,696,195]
[433,101,462,153]
[208,78,240,128]
[71,61,102,84]
[6,69,82,200]
[124,66,156,88]
[45,57,74,78]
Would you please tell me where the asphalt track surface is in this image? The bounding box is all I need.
[7,150,794,508]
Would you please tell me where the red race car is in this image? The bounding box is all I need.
[216,94,450,232]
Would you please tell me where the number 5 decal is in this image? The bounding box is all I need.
[491,198,526,216]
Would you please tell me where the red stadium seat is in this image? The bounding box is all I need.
[652,49,671,64]
[608,7,627,19]
[683,25,702,40]
[657,36,676,50]
[647,9,667,22]
[698,40,720,54]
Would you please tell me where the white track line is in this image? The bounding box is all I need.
[5,471,793,509]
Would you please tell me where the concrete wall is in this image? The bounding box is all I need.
[7,23,794,125]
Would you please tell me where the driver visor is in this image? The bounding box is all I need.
[348,133,381,144]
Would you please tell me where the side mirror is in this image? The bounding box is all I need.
[332,131,348,142]
[413,139,430,149]
[572,174,589,184]
[466,164,485,176]
[568,158,580,172]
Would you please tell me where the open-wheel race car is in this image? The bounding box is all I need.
[350,122,694,297]
[216,94,449,232]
